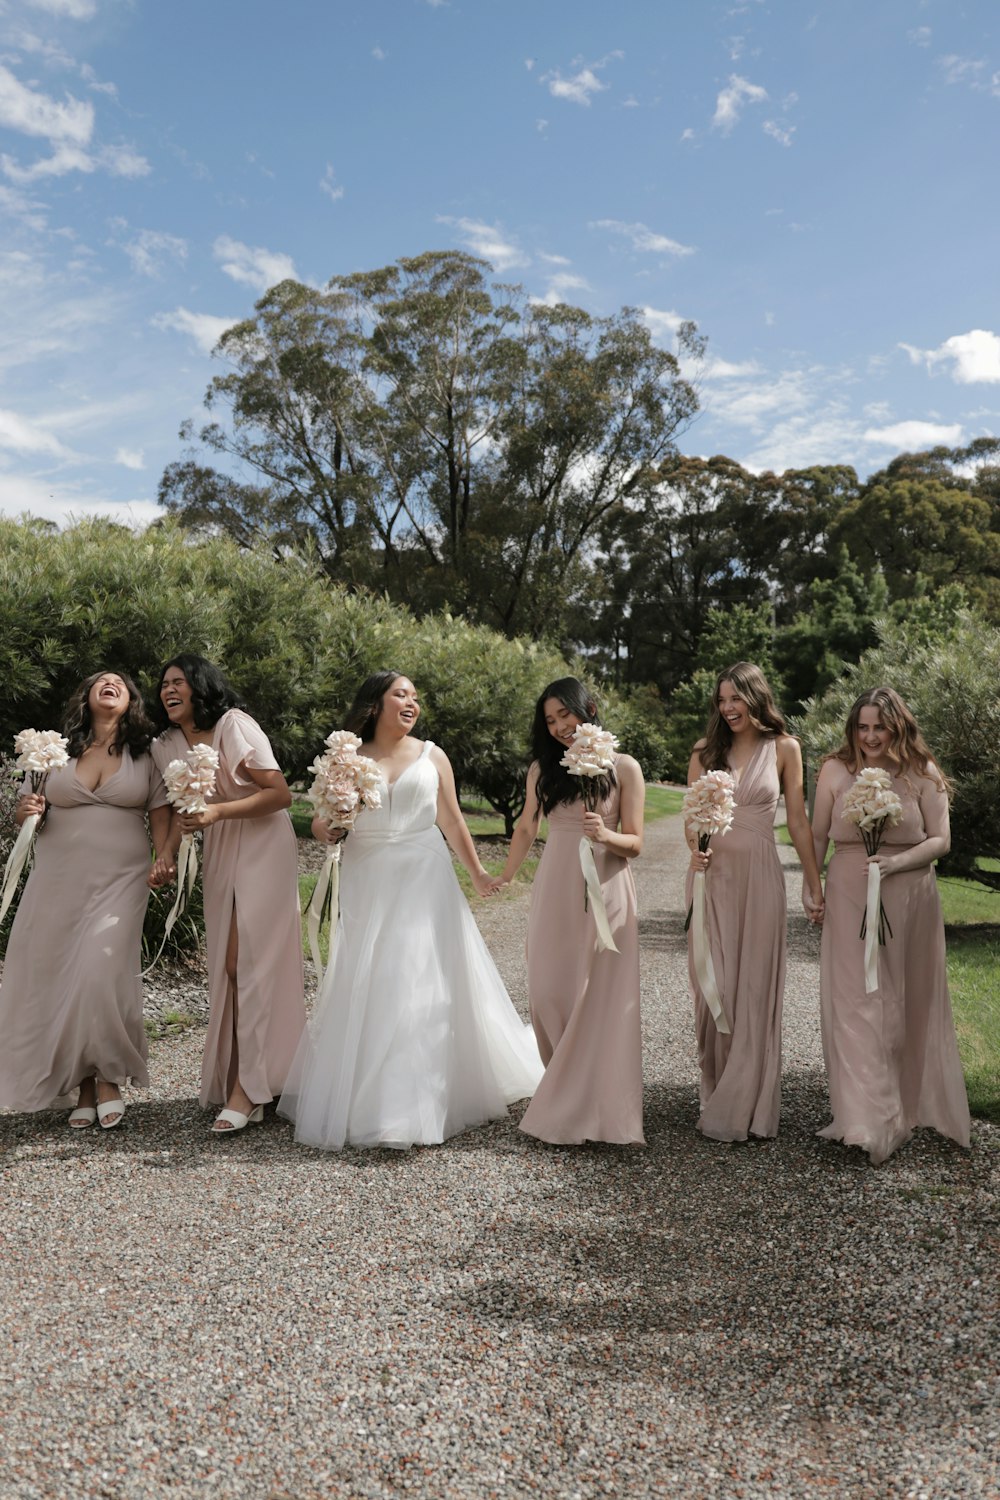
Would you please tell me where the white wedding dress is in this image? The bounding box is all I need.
[278,740,543,1150]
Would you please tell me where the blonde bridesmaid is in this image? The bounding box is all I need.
[686,662,823,1142]
[810,687,970,1164]
[0,670,174,1129]
[500,678,645,1145]
[152,654,306,1133]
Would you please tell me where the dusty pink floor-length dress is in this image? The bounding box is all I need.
[520,773,644,1146]
[686,736,785,1141]
[0,750,167,1110]
[153,710,306,1109]
[817,764,970,1164]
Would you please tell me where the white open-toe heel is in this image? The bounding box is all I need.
[97,1098,125,1130]
[68,1106,97,1129]
[211,1104,264,1134]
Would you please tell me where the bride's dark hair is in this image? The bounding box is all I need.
[531,676,615,815]
[344,670,407,742]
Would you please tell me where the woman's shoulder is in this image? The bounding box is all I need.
[615,751,643,780]
[691,737,708,752]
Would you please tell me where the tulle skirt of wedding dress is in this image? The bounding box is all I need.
[279,826,543,1150]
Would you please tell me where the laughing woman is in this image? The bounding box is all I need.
[152,654,306,1133]
[0,671,174,1129]
[686,663,824,1142]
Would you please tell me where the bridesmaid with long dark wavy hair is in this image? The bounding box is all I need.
[811,687,970,1163]
[500,676,645,1145]
[685,662,824,1142]
[152,653,306,1134]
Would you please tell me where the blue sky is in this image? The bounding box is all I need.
[1,0,999,527]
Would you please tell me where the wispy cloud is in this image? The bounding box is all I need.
[901,329,1000,384]
[938,54,987,87]
[436,216,529,271]
[320,163,344,202]
[541,52,623,107]
[532,270,590,308]
[863,419,963,448]
[112,224,188,277]
[712,74,768,132]
[0,62,94,145]
[762,119,794,146]
[641,307,686,342]
[213,236,297,293]
[27,0,98,19]
[908,27,932,48]
[114,446,144,470]
[591,219,695,257]
[0,406,72,457]
[152,308,240,356]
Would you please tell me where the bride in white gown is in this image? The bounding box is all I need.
[279,672,543,1150]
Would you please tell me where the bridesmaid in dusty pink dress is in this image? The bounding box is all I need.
[811,687,970,1164]
[500,677,645,1145]
[686,663,824,1142]
[152,654,306,1133]
[0,670,174,1129]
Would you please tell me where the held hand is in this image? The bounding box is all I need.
[179,805,220,834]
[802,882,825,925]
[869,852,899,878]
[689,845,711,874]
[148,854,177,889]
[311,815,347,844]
[582,810,608,844]
[471,868,499,898]
[18,793,47,822]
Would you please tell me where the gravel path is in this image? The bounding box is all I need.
[1,814,997,1500]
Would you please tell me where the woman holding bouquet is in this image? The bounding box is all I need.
[152,654,305,1133]
[686,663,823,1142]
[0,671,174,1127]
[499,677,645,1145]
[810,687,970,1163]
[279,672,542,1151]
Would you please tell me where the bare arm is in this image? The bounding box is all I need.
[685,742,711,872]
[498,764,542,886]
[178,766,292,832]
[582,754,644,857]
[431,746,495,898]
[873,770,950,877]
[147,805,178,888]
[777,737,824,920]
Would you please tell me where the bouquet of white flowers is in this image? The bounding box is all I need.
[306,731,383,981]
[841,766,904,992]
[682,769,736,1035]
[0,729,71,925]
[144,744,219,973]
[559,722,620,952]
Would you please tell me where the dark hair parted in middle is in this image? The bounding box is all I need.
[153,653,246,732]
[697,661,787,772]
[343,670,408,743]
[531,676,615,816]
[63,669,157,759]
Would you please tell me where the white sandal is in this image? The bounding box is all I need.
[68,1106,97,1129]
[96,1098,125,1129]
[211,1104,264,1134]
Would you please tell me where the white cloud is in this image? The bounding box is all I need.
[27,0,98,17]
[641,306,686,342]
[372,46,386,62]
[435,216,529,271]
[680,126,696,142]
[1,143,93,182]
[0,471,161,528]
[538,251,571,266]
[0,180,47,230]
[114,446,144,470]
[901,329,1000,384]
[102,144,150,177]
[320,163,344,202]
[938,54,987,87]
[213,236,297,293]
[545,66,607,106]
[524,58,535,72]
[152,308,240,356]
[591,218,695,257]
[712,74,768,132]
[863,419,963,449]
[116,227,188,277]
[0,62,94,145]
[532,271,590,308]
[536,118,548,133]
[908,27,931,47]
[763,119,794,146]
[0,407,71,457]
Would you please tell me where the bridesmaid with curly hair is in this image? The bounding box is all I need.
[0,670,174,1128]
[152,654,306,1133]
[811,687,970,1164]
[686,662,824,1142]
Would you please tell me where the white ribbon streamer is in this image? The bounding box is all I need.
[864,859,881,994]
[0,811,40,927]
[307,846,341,984]
[577,837,619,954]
[141,833,198,976]
[691,869,730,1034]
